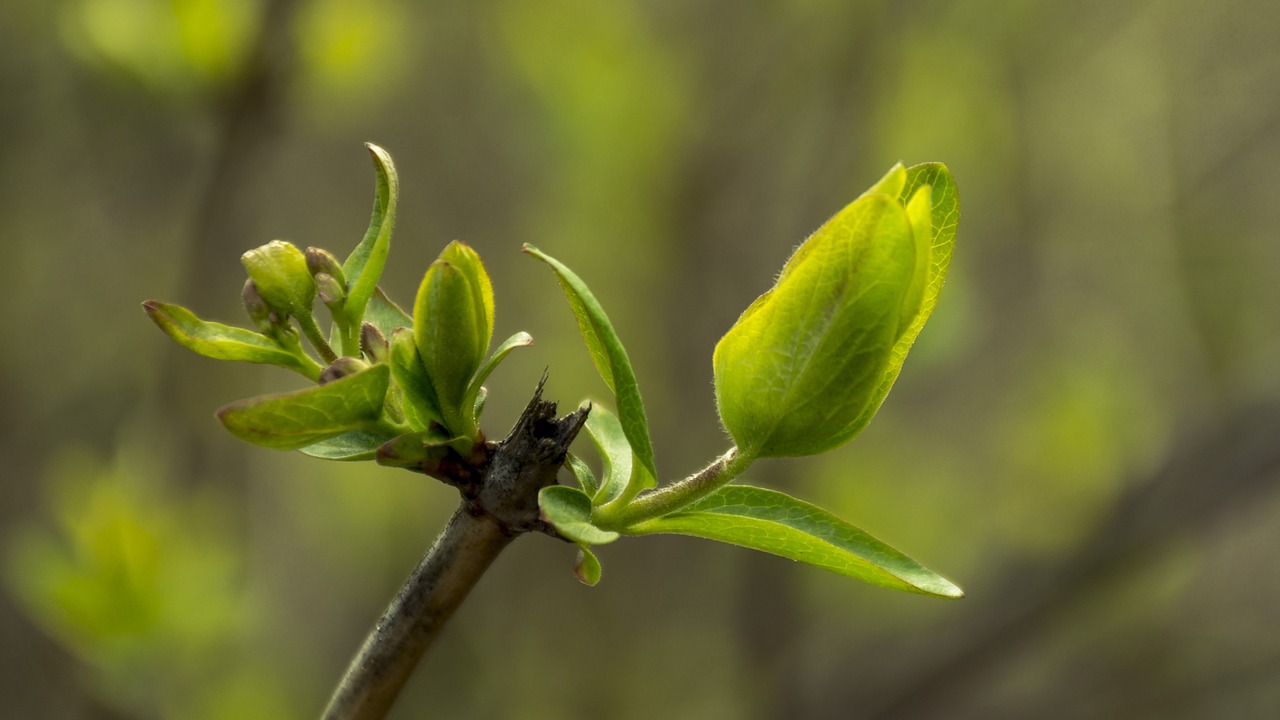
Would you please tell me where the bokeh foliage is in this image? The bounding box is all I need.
[3,0,1280,718]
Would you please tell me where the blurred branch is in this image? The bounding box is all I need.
[842,402,1280,719]
[322,381,588,720]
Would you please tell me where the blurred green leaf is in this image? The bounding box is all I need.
[216,364,390,450]
[343,143,398,331]
[539,485,620,545]
[628,485,962,598]
[142,301,317,378]
[298,430,395,461]
[523,245,657,491]
[713,188,923,458]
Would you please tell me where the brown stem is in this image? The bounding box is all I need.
[321,379,588,719]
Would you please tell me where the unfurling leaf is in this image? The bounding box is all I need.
[628,485,962,598]
[582,403,632,505]
[574,546,603,586]
[217,364,390,450]
[299,430,396,461]
[388,328,444,432]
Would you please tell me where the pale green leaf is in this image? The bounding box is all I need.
[298,430,394,461]
[363,287,412,337]
[523,245,657,490]
[217,365,390,450]
[539,485,620,545]
[582,403,633,505]
[628,485,962,598]
[142,301,317,379]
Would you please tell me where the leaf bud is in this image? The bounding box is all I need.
[315,272,346,310]
[360,322,389,364]
[318,356,369,385]
[713,163,957,458]
[305,247,347,287]
[241,240,317,319]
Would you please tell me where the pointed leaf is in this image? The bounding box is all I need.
[298,430,395,461]
[539,485,620,545]
[627,485,963,598]
[217,365,390,450]
[439,241,495,358]
[582,403,633,505]
[143,301,317,378]
[523,245,657,490]
[463,331,533,425]
[343,143,399,328]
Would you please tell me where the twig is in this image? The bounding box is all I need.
[321,380,589,720]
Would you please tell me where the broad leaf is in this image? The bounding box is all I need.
[539,485,620,545]
[299,430,394,461]
[343,143,398,329]
[582,403,633,505]
[714,192,921,458]
[627,485,963,598]
[217,364,390,450]
[523,245,657,490]
[143,301,316,378]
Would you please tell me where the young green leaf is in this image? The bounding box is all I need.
[142,301,319,379]
[343,143,398,329]
[388,328,444,432]
[439,241,495,358]
[462,331,533,427]
[627,485,962,598]
[539,485,620,545]
[714,189,922,458]
[374,429,460,470]
[574,546,603,586]
[414,260,486,436]
[582,403,633,505]
[843,163,959,437]
[565,453,598,496]
[522,245,657,491]
[298,430,396,461]
[216,364,391,450]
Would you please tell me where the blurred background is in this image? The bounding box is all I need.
[3,0,1279,718]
